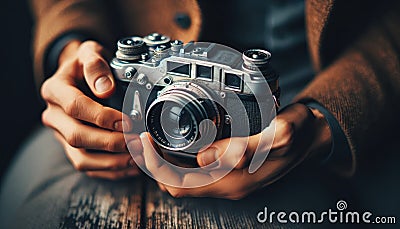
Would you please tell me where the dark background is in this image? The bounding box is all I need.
[0,1,43,178]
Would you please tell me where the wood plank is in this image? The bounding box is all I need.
[60,176,144,229]
[144,180,298,229]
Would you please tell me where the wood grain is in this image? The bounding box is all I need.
[144,180,297,229]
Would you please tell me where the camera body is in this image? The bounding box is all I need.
[107,33,280,166]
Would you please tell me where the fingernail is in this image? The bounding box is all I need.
[114,120,129,131]
[127,138,143,155]
[94,76,112,93]
[201,148,218,166]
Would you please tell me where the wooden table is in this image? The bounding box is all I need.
[58,176,304,229]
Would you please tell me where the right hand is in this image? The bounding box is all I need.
[41,40,143,180]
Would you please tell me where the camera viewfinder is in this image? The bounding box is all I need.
[224,72,242,91]
[167,61,191,77]
[196,65,213,80]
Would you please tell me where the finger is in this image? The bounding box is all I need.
[245,115,298,173]
[181,172,214,188]
[54,131,136,171]
[140,133,182,187]
[251,153,302,188]
[197,137,249,169]
[164,157,299,200]
[163,169,250,200]
[85,167,140,180]
[43,105,133,153]
[262,104,314,158]
[246,123,276,173]
[196,118,288,171]
[78,41,115,98]
[41,78,131,131]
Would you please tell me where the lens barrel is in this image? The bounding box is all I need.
[146,82,221,152]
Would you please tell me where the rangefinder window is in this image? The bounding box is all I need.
[167,61,191,76]
[224,72,243,91]
[196,65,213,80]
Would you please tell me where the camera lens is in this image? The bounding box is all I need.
[160,103,195,140]
[116,37,147,61]
[146,82,222,152]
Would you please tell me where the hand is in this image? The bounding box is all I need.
[41,40,143,180]
[139,103,332,199]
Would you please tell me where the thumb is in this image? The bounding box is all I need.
[78,41,115,98]
[196,137,249,169]
[196,124,275,171]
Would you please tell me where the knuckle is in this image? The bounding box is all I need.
[104,138,117,152]
[81,41,103,52]
[40,79,53,101]
[105,134,125,152]
[282,125,295,146]
[41,109,50,126]
[64,98,78,117]
[276,119,295,147]
[65,94,84,118]
[72,160,85,172]
[65,129,82,148]
[94,108,110,128]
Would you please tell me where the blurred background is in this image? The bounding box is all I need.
[0,1,43,179]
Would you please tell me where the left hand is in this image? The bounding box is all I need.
[138,103,332,200]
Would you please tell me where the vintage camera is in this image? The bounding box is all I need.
[107,33,280,167]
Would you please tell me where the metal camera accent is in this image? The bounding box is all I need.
[106,33,280,167]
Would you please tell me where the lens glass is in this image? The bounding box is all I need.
[147,100,199,150]
[161,104,193,139]
[146,82,222,152]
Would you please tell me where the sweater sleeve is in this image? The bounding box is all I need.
[294,2,400,176]
[29,0,118,87]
